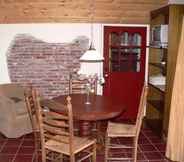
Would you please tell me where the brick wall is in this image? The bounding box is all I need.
[7,34,88,98]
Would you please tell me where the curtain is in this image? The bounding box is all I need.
[166,17,184,162]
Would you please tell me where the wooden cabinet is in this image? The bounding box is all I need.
[146,46,166,136]
[146,4,184,137]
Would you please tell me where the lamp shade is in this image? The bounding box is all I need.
[80,49,104,62]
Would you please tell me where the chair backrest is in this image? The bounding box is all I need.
[135,84,148,137]
[24,87,40,162]
[69,74,97,94]
[24,86,38,132]
[35,90,75,157]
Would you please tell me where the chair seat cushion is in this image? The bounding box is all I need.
[10,97,22,103]
[45,135,96,155]
[107,121,136,137]
[14,101,28,116]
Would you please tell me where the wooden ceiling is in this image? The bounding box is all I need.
[0,0,168,24]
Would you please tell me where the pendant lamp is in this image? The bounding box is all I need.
[79,0,104,62]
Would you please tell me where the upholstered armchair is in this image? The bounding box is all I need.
[0,83,32,138]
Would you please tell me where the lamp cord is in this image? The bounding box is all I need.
[90,0,95,48]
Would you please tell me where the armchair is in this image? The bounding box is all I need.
[0,83,32,138]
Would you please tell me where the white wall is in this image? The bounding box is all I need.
[0,23,149,87]
[0,23,103,84]
[169,0,184,4]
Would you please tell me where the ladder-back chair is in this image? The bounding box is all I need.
[69,74,98,134]
[35,90,97,162]
[69,74,97,95]
[24,87,40,162]
[105,85,148,162]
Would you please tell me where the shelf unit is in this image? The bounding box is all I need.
[146,5,167,136]
[146,4,184,137]
[149,62,165,69]
[148,83,165,93]
[147,43,166,134]
[147,99,164,113]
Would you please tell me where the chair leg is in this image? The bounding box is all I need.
[42,149,46,162]
[33,132,39,162]
[92,143,96,162]
[35,151,39,162]
[59,154,63,162]
[32,150,38,162]
[133,138,138,162]
[70,154,75,162]
[105,135,110,162]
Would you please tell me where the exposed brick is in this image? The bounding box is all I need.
[7,34,88,99]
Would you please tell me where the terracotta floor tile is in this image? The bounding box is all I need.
[0,126,173,162]
[18,147,34,155]
[0,154,14,162]
[0,140,6,148]
[137,153,147,160]
[139,144,157,152]
[23,134,34,140]
[0,146,18,155]
[5,139,22,147]
[138,138,151,144]
[144,151,164,160]
[149,137,165,144]
[155,143,166,152]
[13,154,33,162]
[126,152,146,160]
[21,140,34,147]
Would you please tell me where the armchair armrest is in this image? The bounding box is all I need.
[0,95,17,120]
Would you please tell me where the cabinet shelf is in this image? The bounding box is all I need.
[149,62,166,70]
[111,59,140,62]
[111,45,141,49]
[148,83,165,93]
[147,100,164,113]
[147,45,168,49]
[146,118,163,136]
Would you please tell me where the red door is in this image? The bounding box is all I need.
[103,26,147,120]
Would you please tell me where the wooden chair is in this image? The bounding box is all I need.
[105,85,148,162]
[24,86,40,162]
[34,90,97,162]
[69,74,98,135]
[69,74,97,95]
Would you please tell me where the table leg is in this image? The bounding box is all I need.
[79,121,92,136]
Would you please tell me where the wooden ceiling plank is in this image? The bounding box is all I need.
[0,0,168,24]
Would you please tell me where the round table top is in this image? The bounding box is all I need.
[54,94,124,121]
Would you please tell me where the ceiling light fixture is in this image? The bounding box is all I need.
[79,0,104,62]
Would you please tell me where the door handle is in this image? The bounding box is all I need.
[105,74,108,77]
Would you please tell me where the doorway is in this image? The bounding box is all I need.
[103,26,147,120]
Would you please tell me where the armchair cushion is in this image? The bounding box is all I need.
[14,101,28,116]
[0,83,32,138]
[10,97,22,103]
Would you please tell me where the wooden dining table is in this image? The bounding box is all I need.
[52,94,125,136]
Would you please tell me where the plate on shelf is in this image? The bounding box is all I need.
[149,74,166,85]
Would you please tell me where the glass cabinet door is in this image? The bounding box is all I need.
[109,31,142,72]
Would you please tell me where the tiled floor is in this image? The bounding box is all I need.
[0,126,172,162]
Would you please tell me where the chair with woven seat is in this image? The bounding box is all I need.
[69,74,97,95]
[24,86,40,162]
[69,74,98,135]
[105,85,148,162]
[34,89,97,162]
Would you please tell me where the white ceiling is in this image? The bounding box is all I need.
[169,0,184,4]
